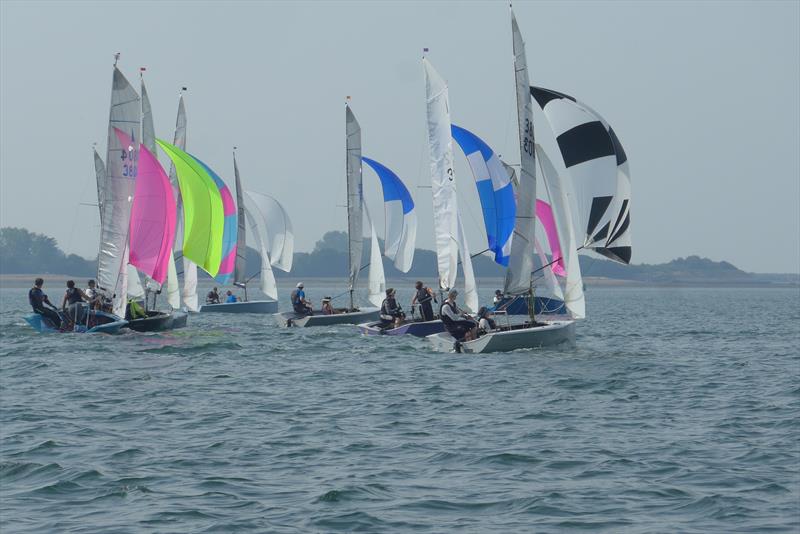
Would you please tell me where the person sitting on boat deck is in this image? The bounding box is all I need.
[206,287,221,304]
[84,279,102,310]
[29,278,62,329]
[290,282,312,315]
[440,289,478,342]
[411,281,436,321]
[61,280,88,324]
[225,290,238,303]
[493,289,504,305]
[321,296,334,315]
[126,297,147,320]
[476,306,497,336]
[380,288,405,328]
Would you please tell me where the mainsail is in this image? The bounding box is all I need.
[93,148,106,226]
[345,104,363,308]
[97,65,140,316]
[168,92,194,310]
[361,157,416,273]
[423,58,459,290]
[530,85,631,264]
[233,151,247,286]
[503,9,537,297]
[451,124,516,267]
[157,140,225,278]
[117,128,176,284]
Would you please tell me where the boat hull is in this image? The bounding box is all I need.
[198,300,278,314]
[428,320,575,353]
[126,310,188,332]
[358,319,446,337]
[24,310,128,334]
[276,307,379,327]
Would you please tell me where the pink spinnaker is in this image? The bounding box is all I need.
[115,128,177,284]
[536,200,565,277]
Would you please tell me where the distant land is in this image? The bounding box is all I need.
[1,227,797,287]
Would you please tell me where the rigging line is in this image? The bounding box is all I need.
[530,245,586,276]
[456,248,491,267]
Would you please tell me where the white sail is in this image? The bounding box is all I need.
[423,58,459,290]
[503,9,537,297]
[363,204,386,308]
[93,149,106,225]
[244,191,293,272]
[127,264,145,299]
[243,206,278,300]
[165,254,180,309]
[233,152,248,286]
[537,144,585,318]
[456,214,479,313]
[345,104,363,304]
[167,92,198,312]
[98,66,140,316]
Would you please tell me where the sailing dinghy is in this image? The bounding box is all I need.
[429,7,579,353]
[199,151,281,313]
[276,103,380,327]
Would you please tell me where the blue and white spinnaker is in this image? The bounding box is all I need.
[362,157,417,273]
[451,124,516,267]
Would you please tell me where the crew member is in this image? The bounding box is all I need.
[84,279,101,309]
[321,297,334,315]
[225,290,238,303]
[29,278,62,329]
[439,289,478,342]
[61,280,87,324]
[411,281,436,321]
[476,306,497,336]
[206,287,221,304]
[380,288,405,328]
[290,282,312,315]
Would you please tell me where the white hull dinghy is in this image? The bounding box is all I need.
[277,307,379,328]
[428,320,574,354]
[200,300,278,314]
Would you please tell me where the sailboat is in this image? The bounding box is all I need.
[199,150,281,313]
[275,102,381,327]
[429,7,579,353]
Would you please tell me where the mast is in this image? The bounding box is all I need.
[345,101,363,311]
[504,5,538,317]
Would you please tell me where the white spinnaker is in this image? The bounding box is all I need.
[167,93,197,311]
[233,152,248,286]
[363,204,386,308]
[503,9,537,297]
[243,206,277,300]
[98,66,140,316]
[345,105,363,301]
[536,144,585,318]
[244,190,293,272]
[456,214,479,313]
[423,58,459,291]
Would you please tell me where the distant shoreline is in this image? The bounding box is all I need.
[1,274,796,290]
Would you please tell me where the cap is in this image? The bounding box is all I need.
[296,282,304,288]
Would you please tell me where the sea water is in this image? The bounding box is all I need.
[1,284,798,533]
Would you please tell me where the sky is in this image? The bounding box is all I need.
[1,0,798,274]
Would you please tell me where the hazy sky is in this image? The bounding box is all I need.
[1,0,798,273]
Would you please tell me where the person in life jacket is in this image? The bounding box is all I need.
[84,279,102,310]
[61,280,88,325]
[225,290,238,303]
[380,288,405,328]
[410,281,436,321]
[476,306,497,336]
[290,282,312,315]
[439,289,478,342]
[321,296,334,315]
[126,298,147,320]
[29,278,62,329]
[206,287,221,304]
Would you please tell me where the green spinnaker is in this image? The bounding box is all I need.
[156,139,224,277]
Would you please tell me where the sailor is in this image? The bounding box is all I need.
[290,282,312,315]
[380,288,405,328]
[61,280,87,324]
[321,296,334,315]
[439,289,478,342]
[126,297,146,320]
[411,281,436,321]
[84,279,101,309]
[493,289,504,305]
[206,287,221,304]
[225,290,238,303]
[29,278,62,329]
[476,306,497,336]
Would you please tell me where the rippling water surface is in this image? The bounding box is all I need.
[1,283,798,533]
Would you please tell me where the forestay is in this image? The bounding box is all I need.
[451,124,516,267]
[531,85,631,264]
[361,157,416,273]
[97,66,140,316]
